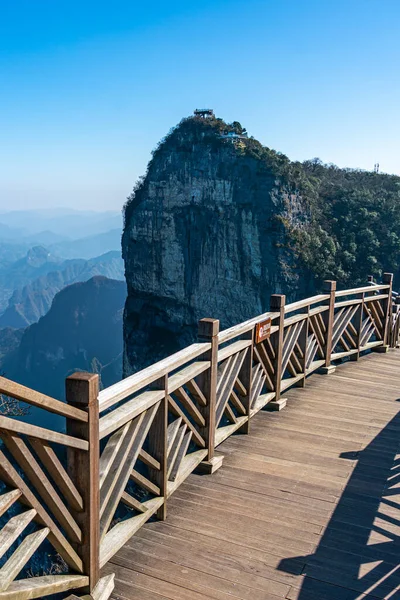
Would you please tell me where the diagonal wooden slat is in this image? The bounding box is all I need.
[1,433,82,544]
[342,327,357,349]
[337,333,350,352]
[360,322,375,347]
[130,469,160,496]
[332,305,358,349]
[224,402,238,424]
[264,337,276,360]
[100,403,159,538]
[306,338,318,369]
[253,346,274,390]
[0,510,36,561]
[374,298,385,318]
[0,527,49,592]
[216,355,234,393]
[250,370,266,409]
[185,379,207,407]
[172,387,205,427]
[333,307,345,328]
[360,314,372,339]
[308,317,324,353]
[167,417,182,454]
[139,449,160,471]
[234,377,247,396]
[168,396,205,448]
[99,422,130,489]
[332,307,352,343]
[0,490,21,519]
[229,390,246,415]
[281,321,304,375]
[363,305,383,339]
[286,357,298,377]
[289,348,303,373]
[28,438,83,513]
[368,300,383,329]
[100,418,143,511]
[121,492,148,514]
[316,311,327,334]
[169,430,192,482]
[215,349,247,427]
[167,423,187,478]
[255,341,275,375]
[216,352,242,405]
[0,451,83,573]
[295,341,304,360]
[91,573,115,600]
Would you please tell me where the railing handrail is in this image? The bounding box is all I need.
[335,283,390,297]
[98,342,211,412]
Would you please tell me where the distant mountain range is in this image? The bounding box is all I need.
[0,209,126,428]
[48,228,122,259]
[0,251,124,328]
[0,229,122,311]
[1,276,127,428]
[0,208,122,241]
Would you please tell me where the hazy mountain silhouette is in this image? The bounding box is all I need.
[48,228,122,259]
[0,251,124,328]
[0,208,122,240]
[1,276,127,429]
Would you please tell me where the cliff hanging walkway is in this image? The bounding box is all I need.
[0,276,398,600]
[104,349,400,600]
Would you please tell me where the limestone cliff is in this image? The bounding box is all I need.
[123,115,314,375]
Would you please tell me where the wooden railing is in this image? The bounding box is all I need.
[0,274,397,600]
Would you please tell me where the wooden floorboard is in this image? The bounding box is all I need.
[106,350,400,600]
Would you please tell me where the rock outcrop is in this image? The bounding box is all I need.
[122,115,314,375]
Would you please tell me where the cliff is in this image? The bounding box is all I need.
[122,115,314,375]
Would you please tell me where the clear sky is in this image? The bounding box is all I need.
[1,0,399,211]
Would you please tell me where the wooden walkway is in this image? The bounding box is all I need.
[104,350,400,600]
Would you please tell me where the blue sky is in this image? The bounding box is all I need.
[1,0,399,210]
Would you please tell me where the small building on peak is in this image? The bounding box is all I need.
[194,108,214,118]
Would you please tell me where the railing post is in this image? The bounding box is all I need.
[352,290,364,361]
[297,305,310,386]
[319,280,336,374]
[148,375,168,520]
[390,304,398,348]
[196,318,223,474]
[238,327,253,434]
[395,297,400,348]
[269,294,287,411]
[382,272,393,348]
[66,372,100,594]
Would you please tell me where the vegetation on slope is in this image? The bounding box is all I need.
[125,114,400,288]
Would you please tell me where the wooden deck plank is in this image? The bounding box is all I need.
[107,350,400,600]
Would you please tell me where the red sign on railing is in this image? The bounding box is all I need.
[255,317,271,344]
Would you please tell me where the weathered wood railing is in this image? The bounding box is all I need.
[0,274,397,600]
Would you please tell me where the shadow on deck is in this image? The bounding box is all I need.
[279,410,400,599]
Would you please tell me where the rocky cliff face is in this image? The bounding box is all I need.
[123,116,314,375]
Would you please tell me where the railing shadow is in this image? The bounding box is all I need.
[278,411,400,599]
